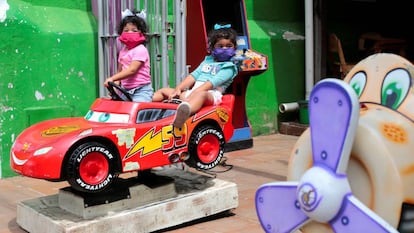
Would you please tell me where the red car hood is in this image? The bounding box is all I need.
[12,117,104,157]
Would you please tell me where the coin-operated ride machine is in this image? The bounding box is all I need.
[187,0,268,151]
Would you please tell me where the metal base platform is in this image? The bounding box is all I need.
[225,138,253,152]
[16,169,239,233]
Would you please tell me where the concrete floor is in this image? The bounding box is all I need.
[0,133,299,233]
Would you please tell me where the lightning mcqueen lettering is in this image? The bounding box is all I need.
[123,125,188,161]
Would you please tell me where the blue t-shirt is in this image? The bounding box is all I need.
[190,56,238,92]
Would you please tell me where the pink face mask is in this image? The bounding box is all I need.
[119,32,146,49]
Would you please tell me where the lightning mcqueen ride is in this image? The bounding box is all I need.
[11,82,235,193]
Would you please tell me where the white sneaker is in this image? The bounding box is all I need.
[173,102,191,128]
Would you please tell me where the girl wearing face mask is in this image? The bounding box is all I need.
[104,9,153,102]
[152,23,238,128]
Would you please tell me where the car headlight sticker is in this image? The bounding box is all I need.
[34,147,53,156]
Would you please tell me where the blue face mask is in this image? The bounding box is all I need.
[212,48,236,62]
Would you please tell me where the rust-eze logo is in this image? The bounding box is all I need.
[41,125,80,137]
[216,108,229,123]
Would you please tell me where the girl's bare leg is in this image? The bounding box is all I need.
[152,87,175,101]
[173,91,214,128]
[186,91,214,114]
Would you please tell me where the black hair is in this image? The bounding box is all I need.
[207,25,238,51]
[117,10,148,35]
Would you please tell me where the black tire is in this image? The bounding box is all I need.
[67,142,119,193]
[186,125,225,170]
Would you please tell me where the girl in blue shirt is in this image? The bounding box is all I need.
[153,24,238,128]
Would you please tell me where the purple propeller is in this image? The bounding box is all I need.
[255,78,398,233]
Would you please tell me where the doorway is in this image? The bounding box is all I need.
[315,0,413,80]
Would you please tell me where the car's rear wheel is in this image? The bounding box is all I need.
[186,125,225,170]
[67,142,118,193]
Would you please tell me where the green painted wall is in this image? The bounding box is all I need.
[0,0,98,177]
[244,0,305,136]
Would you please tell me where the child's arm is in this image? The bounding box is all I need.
[176,75,196,91]
[168,75,196,99]
[104,61,142,86]
[189,81,213,93]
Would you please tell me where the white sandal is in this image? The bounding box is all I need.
[173,102,191,128]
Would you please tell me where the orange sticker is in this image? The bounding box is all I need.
[216,108,229,123]
[41,125,80,137]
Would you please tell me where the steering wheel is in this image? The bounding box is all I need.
[106,81,133,101]
[162,98,182,104]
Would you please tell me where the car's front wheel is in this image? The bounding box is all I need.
[67,142,118,193]
[186,125,225,170]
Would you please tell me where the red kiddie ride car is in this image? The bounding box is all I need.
[11,82,235,193]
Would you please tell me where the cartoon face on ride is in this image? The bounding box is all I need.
[10,85,235,193]
[278,53,414,233]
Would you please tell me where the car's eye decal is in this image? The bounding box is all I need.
[99,113,110,122]
[85,111,93,120]
[85,111,130,123]
[349,71,367,97]
[381,68,411,110]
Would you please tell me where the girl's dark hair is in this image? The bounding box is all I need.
[207,26,238,51]
[117,10,148,35]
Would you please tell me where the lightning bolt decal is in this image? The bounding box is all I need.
[123,127,162,160]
